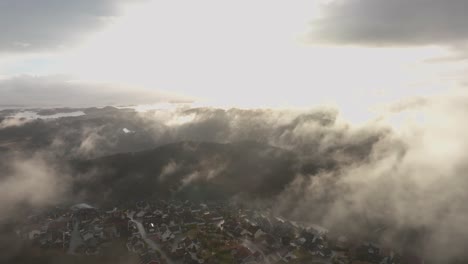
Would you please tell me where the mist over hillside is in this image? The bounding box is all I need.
[1,102,468,263]
[0,106,388,216]
[70,141,295,201]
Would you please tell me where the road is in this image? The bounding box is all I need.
[67,219,83,254]
[130,219,179,264]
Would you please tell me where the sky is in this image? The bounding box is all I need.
[0,0,467,122]
[4,2,468,260]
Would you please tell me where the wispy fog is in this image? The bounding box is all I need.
[1,95,468,261]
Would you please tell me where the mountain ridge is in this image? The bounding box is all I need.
[70,140,301,205]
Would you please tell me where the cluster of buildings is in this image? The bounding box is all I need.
[14,200,425,264]
[15,203,162,263]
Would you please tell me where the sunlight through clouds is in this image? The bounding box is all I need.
[1,0,467,124]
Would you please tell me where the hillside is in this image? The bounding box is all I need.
[71,141,300,204]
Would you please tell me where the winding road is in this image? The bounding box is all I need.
[67,219,83,254]
[130,218,178,264]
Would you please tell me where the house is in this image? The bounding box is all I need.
[283,250,299,262]
[103,216,129,238]
[241,228,253,237]
[169,225,182,234]
[171,245,186,259]
[254,228,266,240]
[179,237,201,253]
[265,254,281,263]
[308,224,329,236]
[71,204,99,222]
[353,243,382,263]
[85,246,99,255]
[252,251,263,262]
[232,246,253,264]
[184,252,205,264]
[135,210,147,219]
[318,247,333,258]
[147,222,160,234]
[294,237,306,247]
[210,213,224,222]
[82,231,94,242]
[182,213,198,226]
[47,218,69,233]
[127,236,146,254]
[260,233,281,249]
[140,251,161,264]
[28,230,42,240]
[128,221,139,234]
[276,247,291,259]
[103,225,119,239]
[161,229,175,242]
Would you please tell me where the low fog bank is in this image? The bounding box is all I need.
[268,96,468,262]
[0,153,72,222]
[1,96,468,261]
[0,105,390,160]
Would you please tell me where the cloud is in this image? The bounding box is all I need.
[0,0,143,52]
[0,153,70,220]
[76,126,109,156]
[0,117,32,129]
[168,107,387,165]
[0,75,191,108]
[5,98,468,260]
[384,96,429,113]
[309,0,468,47]
[179,156,228,188]
[158,160,179,182]
[267,94,468,261]
[0,104,388,163]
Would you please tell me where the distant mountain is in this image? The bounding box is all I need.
[0,106,380,208]
[71,141,300,204]
[0,107,171,157]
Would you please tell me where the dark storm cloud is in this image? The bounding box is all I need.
[0,0,141,52]
[310,0,468,46]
